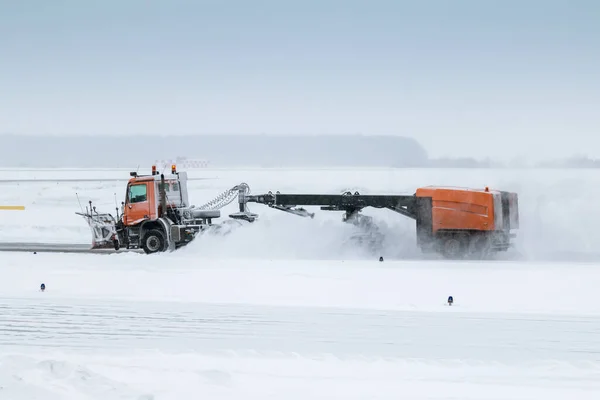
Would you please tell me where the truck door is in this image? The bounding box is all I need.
[124,182,151,225]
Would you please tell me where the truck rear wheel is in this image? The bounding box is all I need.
[141,229,166,254]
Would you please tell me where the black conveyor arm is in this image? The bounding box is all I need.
[242,192,419,220]
[232,188,434,248]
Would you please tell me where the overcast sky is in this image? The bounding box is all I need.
[1,0,598,162]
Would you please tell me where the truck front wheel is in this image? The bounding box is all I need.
[141,229,166,254]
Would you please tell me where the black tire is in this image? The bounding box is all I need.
[440,234,468,259]
[464,234,490,259]
[141,229,166,254]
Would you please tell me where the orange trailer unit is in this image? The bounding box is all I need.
[414,186,519,257]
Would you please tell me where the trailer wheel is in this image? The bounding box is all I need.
[467,234,491,259]
[141,229,166,254]
[441,234,467,259]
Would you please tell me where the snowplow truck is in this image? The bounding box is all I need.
[77,165,253,254]
[78,165,519,258]
[239,185,519,259]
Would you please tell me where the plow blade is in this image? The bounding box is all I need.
[75,211,119,250]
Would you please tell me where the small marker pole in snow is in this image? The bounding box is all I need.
[447,296,453,306]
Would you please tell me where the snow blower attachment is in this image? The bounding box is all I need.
[77,166,519,258]
[239,187,519,259]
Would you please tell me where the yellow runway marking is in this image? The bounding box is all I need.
[0,205,25,210]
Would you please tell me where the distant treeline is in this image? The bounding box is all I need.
[426,157,500,168]
[0,134,429,168]
[534,155,600,168]
[428,155,600,169]
[426,156,600,169]
[0,134,596,169]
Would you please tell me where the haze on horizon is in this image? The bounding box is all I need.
[1,0,599,163]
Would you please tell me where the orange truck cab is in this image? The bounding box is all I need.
[122,172,190,226]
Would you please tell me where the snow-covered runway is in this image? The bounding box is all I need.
[2,167,600,398]
[3,296,600,363]
[4,350,598,400]
[1,252,600,398]
[2,301,600,399]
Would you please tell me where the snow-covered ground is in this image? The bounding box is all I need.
[1,167,600,399]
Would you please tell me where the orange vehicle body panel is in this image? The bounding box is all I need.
[416,187,496,232]
[123,177,158,226]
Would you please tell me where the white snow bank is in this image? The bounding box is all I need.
[1,350,599,400]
